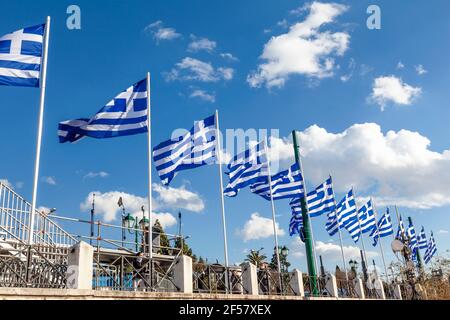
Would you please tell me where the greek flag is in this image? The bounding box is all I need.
[370,209,393,246]
[418,226,428,250]
[396,214,406,240]
[0,23,45,87]
[326,189,358,238]
[59,79,148,143]
[407,222,418,251]
[424,232,437,264]
[293,177,336,218]
[224,142,268,197]
[153,114,216,185]
[250,163,304,201]
[345,199,376,244]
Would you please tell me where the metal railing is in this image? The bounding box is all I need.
[336,279,358,298]
[193,263,244,294]
[0,182,76,247]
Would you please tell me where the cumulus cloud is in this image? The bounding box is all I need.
[415,64,427,75]
[80,191,177,228]
[164,57,234,82]
[247,2,350,88]
[370,75,421,110]
[83,171,109,179]
[189,89,215,103]
[237,212,285,242]
[188,35,216,52]
[264,122,450,209]
[42,176,56,185]
[220,53,239,62]
[396,61,405,70]
[144,20,181,42]
[290,238,378,261]
[152,183,205,212]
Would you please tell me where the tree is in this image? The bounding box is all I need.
[174,236,195,260]
[245,248,267,268]
[269,247,291,272]
[153,219,170,255]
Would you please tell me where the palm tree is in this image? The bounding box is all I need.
[245,248,267,268]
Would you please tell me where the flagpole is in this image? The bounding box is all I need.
[263,138,283,292]
[352,187,370,280]
[330,175,349,282]
[292,131,319,295]
[371,198,390,284]
[146,72,153,264]
[28,16,50,245]
[214,110,230,294]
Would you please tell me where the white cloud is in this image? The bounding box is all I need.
[188,35,216,52]
[42,176,56,185]
[144,20,181,42]
[15,181,24,189]
[189,89,215,103]
[265,123,450,209]
[83,171,109,179]
[79,191,177,228]
[415,64,427,75]
[396,61,405,69]
[290,238,378,261]
[248,2,350,88]
[152,183,205,212]
[220,53,239,62]
[165,57,234,82]
[438,229,449,234]
[237,212,285,242]
[370,75,421,110]
[0,179,13,189]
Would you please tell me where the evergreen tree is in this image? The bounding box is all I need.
[153,219,170,255]
[269,247,291,272]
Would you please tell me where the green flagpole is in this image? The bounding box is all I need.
[292,130,319,296]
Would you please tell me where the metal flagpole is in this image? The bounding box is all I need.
[352,187,370,278]
[371,198,390,284]
[214,110,230,294]
[263,138,283,292]
[292,131,319,295]
[146,72,153,288]
[28,16,51,245]
[330,175,349,282]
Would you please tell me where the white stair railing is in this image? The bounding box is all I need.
[0,182,76,247]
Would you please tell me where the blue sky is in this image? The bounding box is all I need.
[1,0,449,274]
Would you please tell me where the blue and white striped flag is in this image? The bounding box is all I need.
[153,114,217,185]
[250,163,304,201]
[407,222,418,251]
[224,141,268,197]
[345,199,376,244]
[370,209,393,246]
[326,189,358,238]
[0,23,45,87]
[59,79,148,143]
[289,213,304,241]
[291,177,336,218]
[395,214,406,240]
[424,232,437,264]
[418,226,428,250]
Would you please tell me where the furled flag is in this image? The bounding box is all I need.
[407,221,418,251]
[418,226,428,250]
[0,23,45,87]
[424,232,437,264]
[326,189,358,239]
[290,176,336,218]
[395,213,406,240]
[59,79,148,143]
[289,213,305,242]
[370,208,393,246]
[153,114,217,185]
[250,163,304,201]
[223,141,268,197]
[346,199,377,242]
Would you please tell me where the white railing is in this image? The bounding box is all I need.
[0,182,76,247]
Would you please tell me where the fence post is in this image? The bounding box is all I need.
[241,262,258,295]
[354,278,366,299]
[325,273,339,298]
[66,241,93,290]
[289,269,305,297]
[173,255,193,293]
[375,279,386,300]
